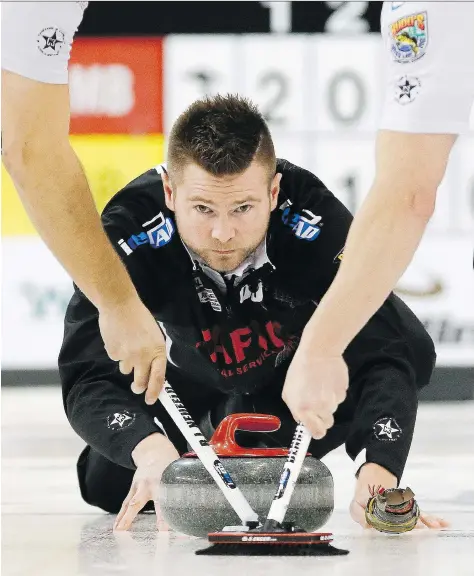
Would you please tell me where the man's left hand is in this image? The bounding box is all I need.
[351,463,450,530]
[281,345,349,439]
[114,434,179,532]
[350,497,450,530]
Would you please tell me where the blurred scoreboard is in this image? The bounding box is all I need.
[2,3,473,369]
[78,1,384,35]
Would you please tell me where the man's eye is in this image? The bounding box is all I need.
[195,205,212,214]
[235,204,252,214]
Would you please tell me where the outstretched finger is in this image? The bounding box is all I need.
[154,500,170,532]
[419,513,450,529]
[114,489,149,532]
[114,485,137,530]
[145,352,166,405]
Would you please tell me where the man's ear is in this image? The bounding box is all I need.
[270,173,282,211]
[162,170,175,211]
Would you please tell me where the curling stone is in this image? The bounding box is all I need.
[158,413,334,537]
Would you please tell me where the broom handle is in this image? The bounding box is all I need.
[264,422,312,527]
[159,382,259,525]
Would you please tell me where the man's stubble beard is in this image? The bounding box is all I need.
[174,210,271,273]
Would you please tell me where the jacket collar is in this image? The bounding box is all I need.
[181,237,275,291]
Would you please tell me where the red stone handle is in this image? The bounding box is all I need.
[182,413,293,458]
[211,413,287,456]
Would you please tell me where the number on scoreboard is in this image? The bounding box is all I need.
[240,36,308,132]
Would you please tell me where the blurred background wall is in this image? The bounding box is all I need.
[2,1,473,399]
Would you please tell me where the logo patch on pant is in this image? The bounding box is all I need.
[389,12,428,63]
[373,417,403,441]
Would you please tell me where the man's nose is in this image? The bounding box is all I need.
[211,216,236,243]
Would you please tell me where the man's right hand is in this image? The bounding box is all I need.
[114,433,180,532]
[98,297,167,405]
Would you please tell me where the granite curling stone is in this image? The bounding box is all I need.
[158,413,334,537]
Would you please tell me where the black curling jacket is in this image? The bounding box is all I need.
[59,159,436,481]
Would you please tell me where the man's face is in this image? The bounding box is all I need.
[164,161,281,273]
